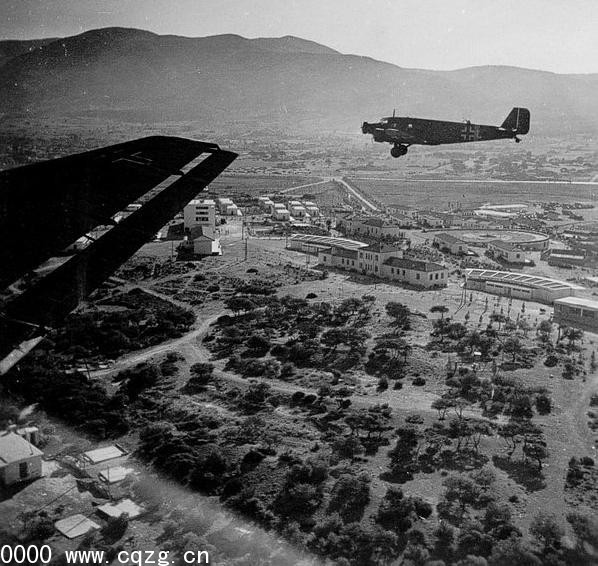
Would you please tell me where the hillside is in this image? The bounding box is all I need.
[1,27,597,135]
[0,37,57,67]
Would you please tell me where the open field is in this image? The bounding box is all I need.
[207,174,323,196]
[348,178,598,209]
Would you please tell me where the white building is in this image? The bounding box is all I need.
[303,201,320,217]
[225,204,242,216]
[0,428,43,486]
[318,242,447,289]
[289,202,307,219]
[465,269,583,304]
[434,233,468,255]
[357,243,405,276]
[216,197,234,214]
[192,234,221,256]
[487,240,526,264]
[554,296,598,331]
[288,234,367,255]
[341,215,404,239]
[183,199,216,237]
[382,257,448,289]
[257,196,274,210]
[420,214,445,228]
[319,247,359,270]
[272,203,290,221]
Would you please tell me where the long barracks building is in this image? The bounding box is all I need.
[465,269,583,304]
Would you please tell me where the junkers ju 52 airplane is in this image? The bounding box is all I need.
[362,107,530,157]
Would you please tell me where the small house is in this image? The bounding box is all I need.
[0,428,43,486]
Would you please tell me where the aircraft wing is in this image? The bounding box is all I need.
[0,136,237,372]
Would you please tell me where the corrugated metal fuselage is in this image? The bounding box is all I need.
[369,117,515,146]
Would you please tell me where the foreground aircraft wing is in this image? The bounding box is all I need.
[0,136,237,373]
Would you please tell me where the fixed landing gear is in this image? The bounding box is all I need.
[390,144,408,158]
[514,136,521,143]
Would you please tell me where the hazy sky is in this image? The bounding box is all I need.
[1,0,596,74]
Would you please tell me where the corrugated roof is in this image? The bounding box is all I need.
[465,269,584,291]
[289,233,368,251]
[554,296,598,309]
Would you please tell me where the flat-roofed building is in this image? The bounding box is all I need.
[434,233,468,255]
[465,269,584,304]
[183,199,216,237]
[554,296,598,331]
[547,249,586,267]
[216,197,234,214]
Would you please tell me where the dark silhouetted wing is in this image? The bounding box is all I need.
[0,136,237,371]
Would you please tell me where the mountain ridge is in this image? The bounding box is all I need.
[1,27,597,135]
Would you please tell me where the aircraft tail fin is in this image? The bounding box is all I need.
[501,107,530,134]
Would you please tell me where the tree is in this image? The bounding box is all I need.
[388,426,420,480]
[503,336,522,362]
[246,334,271,354]
[385,302,411,330]
[517,319,531,337]
[402,542,430,566]
[530,512,564,552]
[535,393,552,415]
[523,439,548,471]
[537,320,553,344]
[185,362,215,392]
[564,326,584,348]
[328,474,371,523]
[566,511,598,559]
[439,475,482,521]
[376,487,431,534]
[332,435,364,461]
[455,556,488,566]
[238,382,271,414]
[490,313,507,331]
[225,296,256,317]
[431,305,450,320]
[488,535,541,566]
[434,521,455,560]
[100,513,129,543]
[375,337,411,362]
[432,397,453,420]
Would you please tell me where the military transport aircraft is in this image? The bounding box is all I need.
[362,107,530,157]
[0,136,237,374]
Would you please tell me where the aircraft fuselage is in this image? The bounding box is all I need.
[362,107,530,157]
